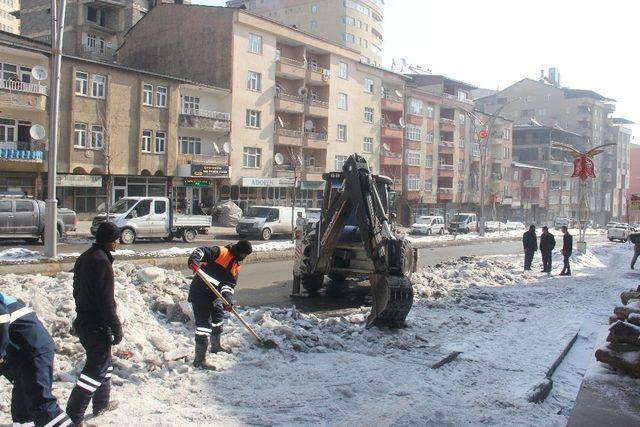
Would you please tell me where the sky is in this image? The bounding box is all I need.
[196,0,638,141]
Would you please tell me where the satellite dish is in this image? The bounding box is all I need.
[304,120,315,131]
[277,116,284,128]
[394,89,402,98]
[213,142,220,154]
[398,117,406,128]
[222,142,231,154]
[383,143,391,151]
[274,152,284,165]
[29,124,46,140]
[297,86,308,97]
[31,65,48,81]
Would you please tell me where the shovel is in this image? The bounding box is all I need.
[192,264,277,349]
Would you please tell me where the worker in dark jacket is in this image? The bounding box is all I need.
[0,292,73,427]
[539,226,556,273]
[66,222,123,425]
[522,225,538,271]
[630,233,640,269]
[560,226,573,276]
[187,240,253,369]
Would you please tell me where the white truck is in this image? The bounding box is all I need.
[91,196,212,244]
[607,224,632,243]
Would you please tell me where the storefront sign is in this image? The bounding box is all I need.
[300,181,324,190]
[242,177,295,188]
[184,177,211,187]
[191,164,229,178]
[502,196,513,206]
[630,194,640,211]
[56,175,102,187]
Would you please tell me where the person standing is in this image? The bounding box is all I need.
[631,233,640,269]
[66,222,123,425]
[0,292,73,427]
[187,240,253,370]
[560,225,573,276]
[539,226,556,273]
[522,225,538,271]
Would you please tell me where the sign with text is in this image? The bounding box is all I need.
[631,194,640,211]
[242,177,295,188]
[191,164,229,178]
[56,175,102,187]
[184,178,211,187]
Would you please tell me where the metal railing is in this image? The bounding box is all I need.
[181,108,231,121]
[308,63,329,74]
[382,92,403,103]
[81,44,115,57]
[439,117,455,125]
[0,79,47,95]
[439,140,455,147]
[439,163,454,170]
[382,150,402,158]
[442,92,474,105]
[308,98,329,108]
[305,165,325,173]
[179,153,228,164]
[0,141,44,161]
[277,56,306,68]
[305,131,328,140]
[276,128,303,138]
[381,122,402,130]
[277,92,305,103]
[438,188,454,194]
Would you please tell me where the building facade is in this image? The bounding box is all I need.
[511,161,548,225]
[226,0,384,66]
[1,0,19,34]
[630,144,640,224]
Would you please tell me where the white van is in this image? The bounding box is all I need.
[411,215,445,235]
[236,206,306,240]
[448,213,478,234]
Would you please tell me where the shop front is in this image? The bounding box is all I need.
[55,174,106,216]
[173,163,229,215]
[0,172,40,197]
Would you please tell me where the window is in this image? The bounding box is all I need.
[143,84,153,106]
[311,20,318,29]
[0,201,11,213]
[155,200,167,214]
[91,74,105,98]
[242,147,262,168]
[458,159,464,171]
[156,86,167,108]
[248,33,262,54]
[426,132,434,143]
[458,181,464,192]
[74,123,87,148]
[179,136,201,154]
[424,180,432,192]
[406,150,421,166]
[343,16,355,26]
[311,4,318,13]
[344,0,369,16]
[425,156,433,168]
[339,62,349,79]
[406,125,421,141]
[245,109,261,128]
[141,130,152,152]
[473,142,480,155]
[182,95,199,112]
[337,124,347,141]
[458,137,465,148]
[504,147,510,159]
[155,132,166,153]
[427,105,434,118]
[90,125,103,149]
[335,155,348,170]
[343,33,355,43]
[75,71,88,95]
[513,170,519,180]
[459,114,466,125]
[133,199,151,218]
[0,118,16,142]
[247,71,262,91]
[338,93,348,110]
[364,78,374,93]
[407,175,420,191]
[15,201,34,212]
[364,107,374,123]
[363,137,373,153]
[408,98,423,115]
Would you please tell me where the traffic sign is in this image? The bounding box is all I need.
[478,129,488,139]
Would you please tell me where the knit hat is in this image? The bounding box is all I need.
[96,222,120,244]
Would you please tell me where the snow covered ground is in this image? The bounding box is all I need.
[0,242,636,426]
[405,227,606,245]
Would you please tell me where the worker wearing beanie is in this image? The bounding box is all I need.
[187,240,253,369]
[66,222,123,425]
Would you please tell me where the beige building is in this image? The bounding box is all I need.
[118,4,386,210]
[227,0,384,66]
[0,0,19,34]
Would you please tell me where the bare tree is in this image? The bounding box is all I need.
[95,101,121,213]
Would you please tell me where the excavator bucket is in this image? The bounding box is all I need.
[367,273,414,328]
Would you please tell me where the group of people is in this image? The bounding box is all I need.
[0,221,253,426]
[522,225,573,275]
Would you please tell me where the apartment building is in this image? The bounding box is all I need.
[0,0,19,34]
[511,162,548,225]
[18,0,188,60]
[607,119,633,221]
[226,0,384,66]
[118,4,385,211]
[475,72,627,225]
[630,144,640,224]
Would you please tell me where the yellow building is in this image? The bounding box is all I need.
[0,0,19,34]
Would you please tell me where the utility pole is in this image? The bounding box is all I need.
[44,0,67,258]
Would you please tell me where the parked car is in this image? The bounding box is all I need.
[306,208,321,222]
[554,218,571,230]
[91,197,211,244]
[608,224,632,243]
[411,215,445,235]
[0,196,77,243]
[447,213,477,234]
[236,206,306,240]
[605,221,620,230]
[505,221,526,231]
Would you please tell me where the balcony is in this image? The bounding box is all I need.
[276,57,307,80]
[0,79,47,111]
[305,98,329,117]
[306,64,330,86]
[178,153,228,166]
[406,115,423,126]
[437,187,454,201]
[442,92,474,106]
[303,131,328,149]
[179,108,231,132]
[274,128,303,146]
[439,117,456,131]
[381,124,403,139]
[275,93,305,114]
[438,163,454,177]
[274,165,295,178]
[438,140,455,154]
[380,150,402,166]
[381,93,403,111]
[0,141,44,163]
[80,44,116,59]
[304,165,325,181]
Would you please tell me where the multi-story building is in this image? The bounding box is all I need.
[226,0,384,66]
[511,161,548,225]
[607,118,633,221]
[630,144,640,224]
[117,4,386,211]
[18,0,189,60]
[475,71,628,225]
[1,0,19,34]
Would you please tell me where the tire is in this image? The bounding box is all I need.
[40,228,62,245]
[120,228,136,245]
[261,227,272,241]
[439,228,445,235]
[163,234,174,242]
[182,229,197,243]
[388,238,415,279]
[426,228,432,236]
[301,272,324,293]
[328,272,347,282]
[609,238,613,241]
[25,237,40,244]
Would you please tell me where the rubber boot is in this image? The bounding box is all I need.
[93,380,118,417]
[210,331,231,354]
[193,339,216,370]
[66,386,92,426]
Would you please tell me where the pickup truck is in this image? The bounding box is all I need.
[0,197,77,243]
[91,196,211,244]
[608,224,632,243]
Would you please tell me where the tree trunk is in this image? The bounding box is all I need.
[607,321,640,345]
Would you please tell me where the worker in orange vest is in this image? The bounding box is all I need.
[187,240,253,369]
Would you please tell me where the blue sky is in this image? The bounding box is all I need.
[195,0,638,141]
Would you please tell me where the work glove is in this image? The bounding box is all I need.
[112,326,124,345]
[222,291,234,312]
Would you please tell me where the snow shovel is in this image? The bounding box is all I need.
[192,264,277,349]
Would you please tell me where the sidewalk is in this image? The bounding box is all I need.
[67,221,236,239]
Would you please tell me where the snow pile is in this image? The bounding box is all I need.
[0,247,43,261]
